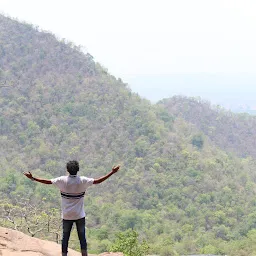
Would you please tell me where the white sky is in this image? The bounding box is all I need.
[0,0,256,106]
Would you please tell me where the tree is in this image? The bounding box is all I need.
[110,229,149,256]
[191,134,204,149]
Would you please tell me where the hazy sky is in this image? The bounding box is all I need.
[0,0,256,107]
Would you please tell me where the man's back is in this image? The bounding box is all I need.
[51,175,94,220]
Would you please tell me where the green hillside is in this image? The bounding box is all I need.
[1,15,256,256]
[159,96,256,158]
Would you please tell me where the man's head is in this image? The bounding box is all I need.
[66,160,79,175]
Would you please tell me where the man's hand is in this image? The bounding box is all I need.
[23,171,34,180]
[112,165,120,173]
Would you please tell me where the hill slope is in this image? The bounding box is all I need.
[1,15,256,256]
[159,96,256,158]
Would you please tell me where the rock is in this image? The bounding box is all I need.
[0,227,82,255]
[0,227,123,256]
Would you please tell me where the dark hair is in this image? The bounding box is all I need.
[66,160,79,175]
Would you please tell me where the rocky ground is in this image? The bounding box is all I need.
[0,227,123,256]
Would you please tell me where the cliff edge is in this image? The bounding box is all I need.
[0,227,123,256]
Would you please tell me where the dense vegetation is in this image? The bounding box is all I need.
[159,96,256,158]
[1,14,256,255]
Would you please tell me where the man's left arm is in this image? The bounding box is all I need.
[23,172,52,185]
[93,165,120,184]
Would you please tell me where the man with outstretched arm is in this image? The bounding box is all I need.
[23,160,120,256]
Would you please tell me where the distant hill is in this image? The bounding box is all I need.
[127,73,256,109]
[232,106,256,115]
[159,96,256,158]
[1,14,256,256]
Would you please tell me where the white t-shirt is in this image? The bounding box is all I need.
[51,175,94,220]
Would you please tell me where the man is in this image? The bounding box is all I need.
[23,160,120,256]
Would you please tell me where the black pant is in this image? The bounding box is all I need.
[62,217,87,253]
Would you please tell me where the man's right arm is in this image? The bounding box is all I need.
[23,172,52,184]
